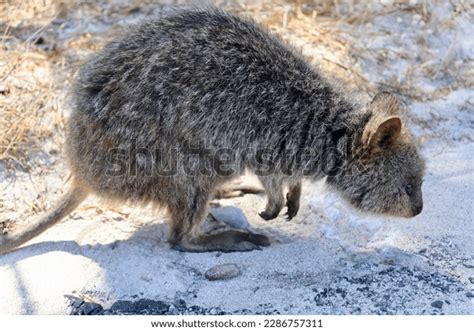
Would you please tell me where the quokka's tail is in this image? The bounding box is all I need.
[0,183,88,255]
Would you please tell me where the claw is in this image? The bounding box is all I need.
[285,200,299,220]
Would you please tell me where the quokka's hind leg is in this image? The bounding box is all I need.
[258,176,284,221]
[168,186,270,253]
[0,181,88,255]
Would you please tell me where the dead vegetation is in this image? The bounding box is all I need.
[0,1,63,167]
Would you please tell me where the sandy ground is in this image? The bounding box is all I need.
[0,1,473,314]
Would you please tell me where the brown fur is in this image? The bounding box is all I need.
[0,9,424,255]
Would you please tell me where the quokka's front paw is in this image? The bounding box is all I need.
[258,209,280,221]
[284,192,300,220]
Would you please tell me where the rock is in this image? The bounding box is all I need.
[210,206,249,229]
[134,299,170,314]
[76,302,103,315]
[431,300,443,309]
[418,248,427,254]
[468,277,474,284]
[173,299,187,310]
[108,299,170,314]
[107,300,135,313]
[205,263,241,281]
[466,292,474,298]
[66,295,103,315]
[188,305,206,314]
[70,296,229,315]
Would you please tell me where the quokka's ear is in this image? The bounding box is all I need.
[363,116,402,150]
[369,91,400,116]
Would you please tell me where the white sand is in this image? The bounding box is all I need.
[0,1,472,315]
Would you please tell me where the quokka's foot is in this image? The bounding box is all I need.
[172,230,270,253]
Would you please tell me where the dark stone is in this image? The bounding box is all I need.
[78,302,103,315]
[108,299,170,315]
[78,296,230,315]
[108,300,134,313]
[135,299,170,314]
[209,307,225,315]
[431,300,443,309]
[66,296,103,315]
[188,305,205,314]
[173,299,187,310]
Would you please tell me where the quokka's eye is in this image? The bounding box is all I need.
[405,184,413,195]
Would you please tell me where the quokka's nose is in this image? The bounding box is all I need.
[413,203,423,216]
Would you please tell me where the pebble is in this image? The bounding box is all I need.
[468,277,474,284]
[205,263,241,281]
[418,248,427,254]
[210,206,249,229]
[431,300,443,309]
[173,299,187,310]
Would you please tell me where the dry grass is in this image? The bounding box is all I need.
[0,47,61,166]
[0,1,100,167]
[0,1,61,167]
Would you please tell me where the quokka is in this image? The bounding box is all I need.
[0,8,424,254]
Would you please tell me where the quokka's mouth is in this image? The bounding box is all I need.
[357,204,416,219]
[387,210,419,219]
